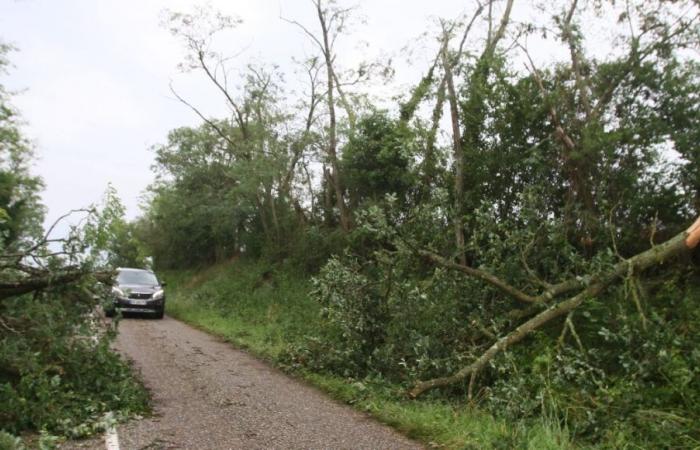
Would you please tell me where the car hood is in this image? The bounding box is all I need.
[117,284,161,293]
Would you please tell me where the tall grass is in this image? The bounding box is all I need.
[164,260,319,358]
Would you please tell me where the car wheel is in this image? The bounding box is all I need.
[154,306,164,319]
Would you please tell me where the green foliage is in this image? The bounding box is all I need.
[141,109,305,268]
[135,2,700,448]
[302,198,700,447]
[0,187,151,440]
[284,226,350,273]
[0,431,23,450]
[140,123,248,267]
[95,184,149,268]
[341,112,417,207]
[0,290,149,437]
[0,45,43,254]
[483,277,700,447]
[0,45,149,443]
[164,259,319,358]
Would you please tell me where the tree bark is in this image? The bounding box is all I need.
[419,249,537,304]
[331,66,356,130]
[439,1,513,265]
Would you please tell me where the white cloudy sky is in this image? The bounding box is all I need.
[2,0,633,231]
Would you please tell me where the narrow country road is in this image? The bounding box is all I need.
[64,316,422,450]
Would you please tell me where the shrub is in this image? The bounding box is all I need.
[0,286,149,438]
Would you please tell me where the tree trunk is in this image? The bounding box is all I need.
[317,1,351,232]
[0,270,93,301]
[322,165,334,226]
[442,44,467,265]
[423,76,446,188]
[266,187,281,242]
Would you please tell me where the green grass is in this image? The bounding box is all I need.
[161,259,577,449]
[164,260,319,359]
[301,372,576,449]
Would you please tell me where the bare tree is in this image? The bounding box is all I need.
[164,6,250,141]
[282,0,356,232]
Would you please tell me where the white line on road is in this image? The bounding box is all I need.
[105,426,120,450]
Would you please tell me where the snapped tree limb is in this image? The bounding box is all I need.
[0,271,90,301]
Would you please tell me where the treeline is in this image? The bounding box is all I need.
[132,0,700,446]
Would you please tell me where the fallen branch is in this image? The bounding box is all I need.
[419,247,587,305]
[0,270,95,301]
[419,249,537,304]
[409,219,698,398]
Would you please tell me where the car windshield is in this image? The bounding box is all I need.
[117,270,159,286]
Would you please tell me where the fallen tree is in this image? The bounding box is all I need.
[0,208,119,302]
[409,216,700,397]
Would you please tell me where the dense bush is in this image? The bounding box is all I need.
[0,289,149,437]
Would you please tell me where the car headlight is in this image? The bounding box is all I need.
[153,289,164,300]
[111,286,125,298]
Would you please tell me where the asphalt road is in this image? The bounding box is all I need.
[64,316,422,450]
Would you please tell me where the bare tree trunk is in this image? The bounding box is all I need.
[282,1,354,231]
[316,0,351,232]
[302,160,317,224]
[331,66,356,130]
[437,2,506,264]
[282,59,322,202]
[293,199,309,227]
[322,165,334,226]
[442,42,467,265]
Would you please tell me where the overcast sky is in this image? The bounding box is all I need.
[3,0,644,237]
[2,0,496,228]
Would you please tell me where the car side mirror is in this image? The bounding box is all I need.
[160,282,167,287]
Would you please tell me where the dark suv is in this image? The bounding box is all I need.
[106,268,166,319]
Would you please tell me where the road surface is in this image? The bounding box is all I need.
[64,316,422,450]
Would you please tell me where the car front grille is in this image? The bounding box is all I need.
[128,292,152,300]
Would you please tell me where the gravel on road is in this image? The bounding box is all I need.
[63,316,422,450]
